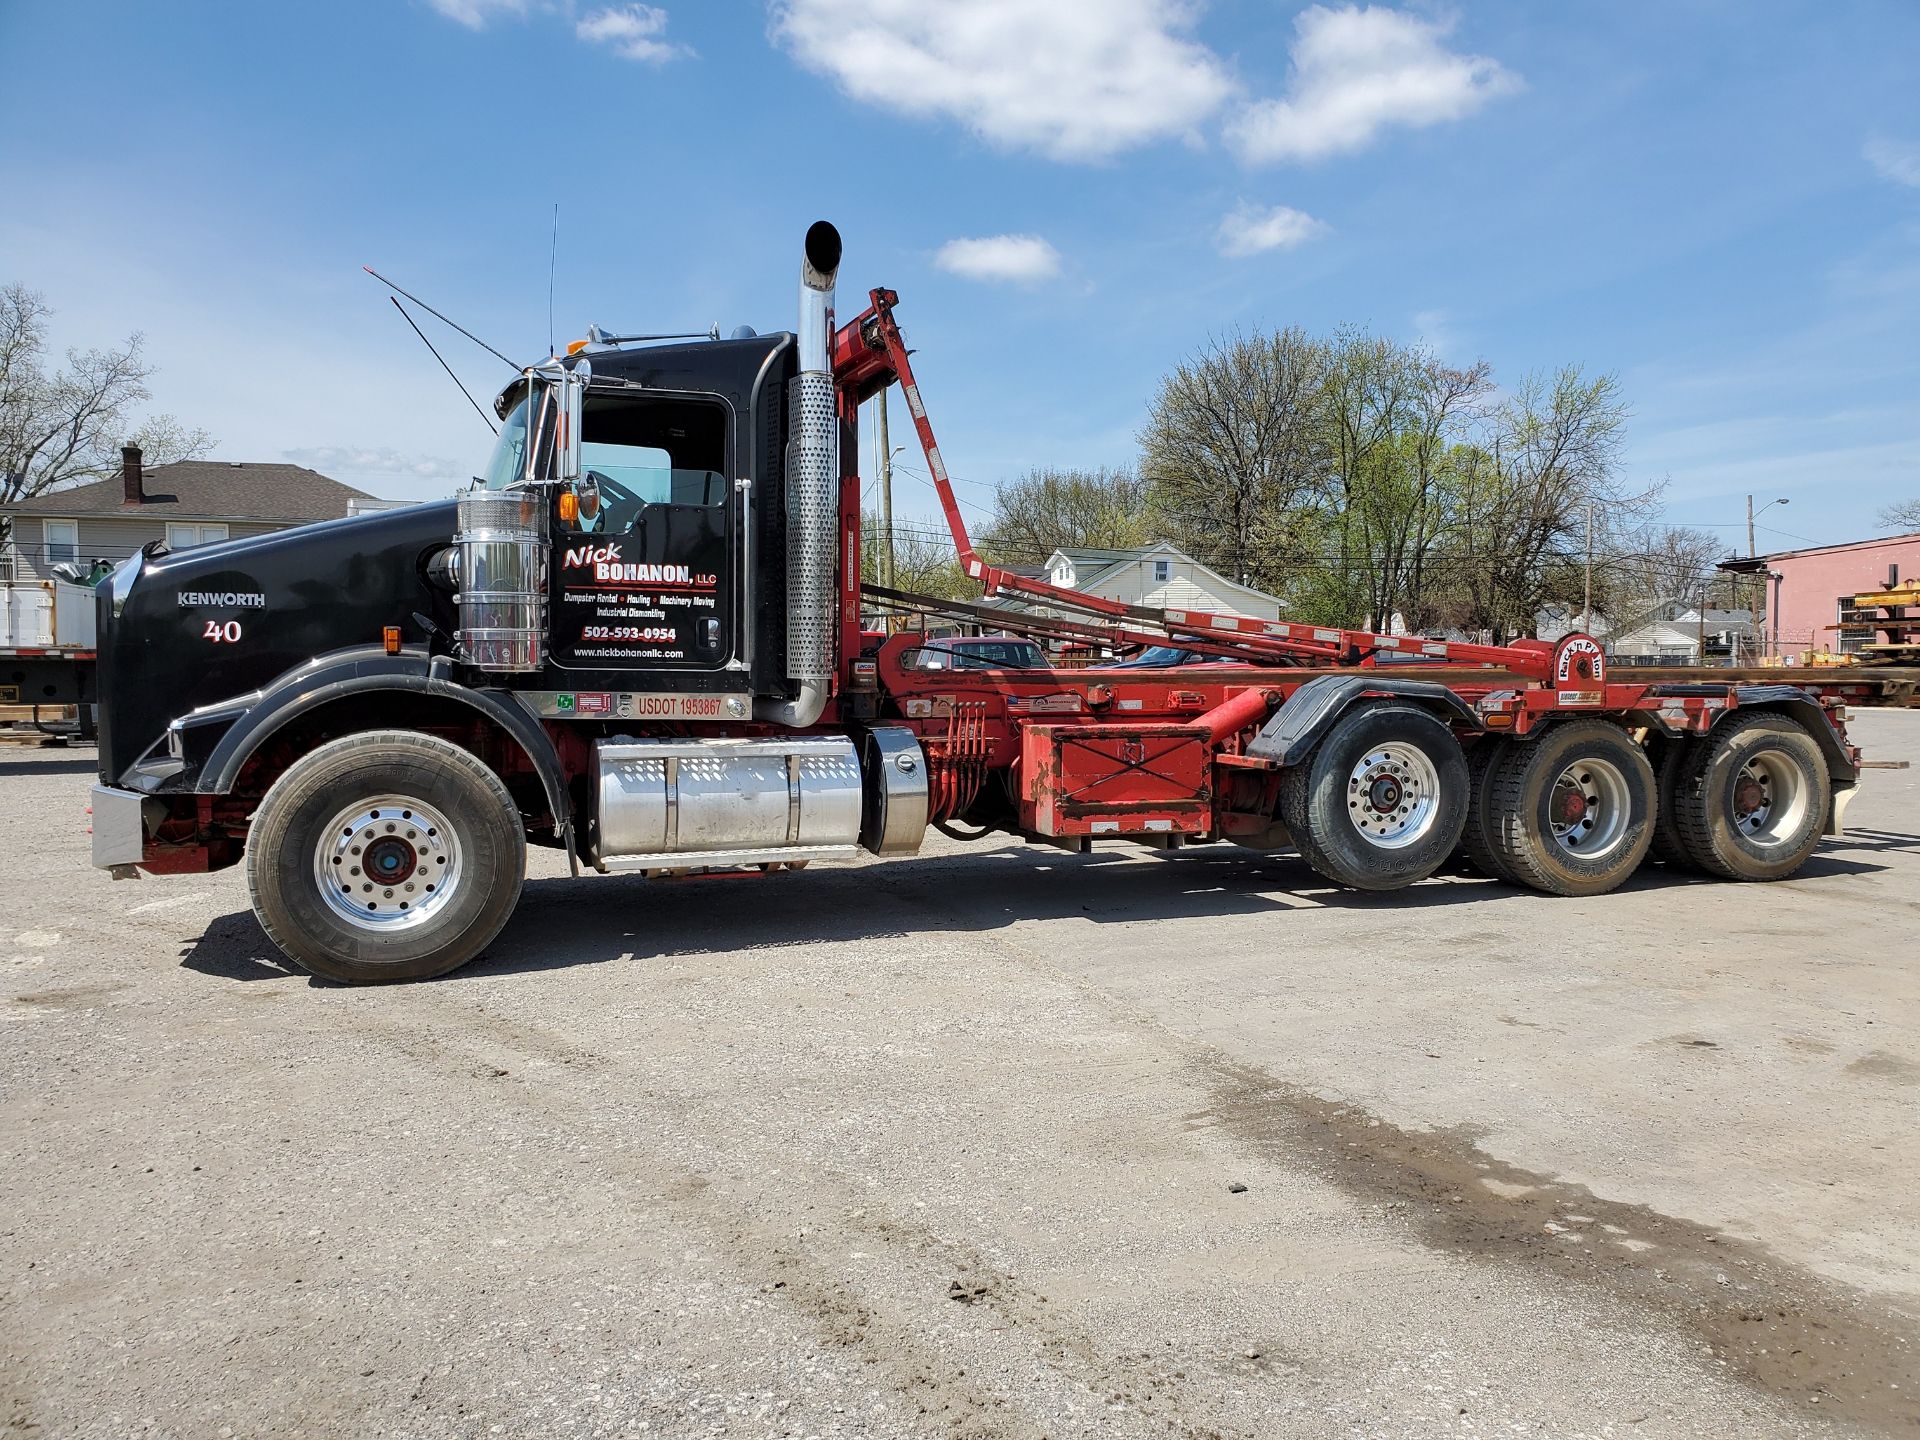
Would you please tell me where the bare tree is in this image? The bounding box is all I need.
[0,284,212,513]
[1139,327,1329,588]
[1878,498,1920,533]
[976,467,1150,562]
[1443,367,1652,640]
[860,512,970,600]
[1607,525,1730,615]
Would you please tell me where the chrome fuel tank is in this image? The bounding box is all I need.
[593,734,864,869]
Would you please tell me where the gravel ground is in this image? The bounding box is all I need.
[3,711,1917,1439]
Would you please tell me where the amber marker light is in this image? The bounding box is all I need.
[383,625,402,656]
[558,491,579,523]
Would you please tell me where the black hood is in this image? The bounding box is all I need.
[96,500,460,782]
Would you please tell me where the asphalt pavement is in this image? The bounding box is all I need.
[3,712,1917,1438]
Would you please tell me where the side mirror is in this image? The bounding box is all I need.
[558,358,588,483]
[522,355,589,484]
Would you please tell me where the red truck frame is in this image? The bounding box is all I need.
[826,286,1913,895]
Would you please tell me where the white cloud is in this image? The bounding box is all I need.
[1217,203,1328,257]
[1865,136,1920,188]
[769,0,1233,162]
[1229,5,1520,165]
[284,447,467,481]
[425,0,528,30]
[576,5,688,63]
[1410,307,1466,359]
[934,234,1063,285]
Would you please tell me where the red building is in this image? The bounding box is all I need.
[1722,531,1920,661]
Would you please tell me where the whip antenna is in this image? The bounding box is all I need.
[363,265,519,370]
[389,296,498,435]
[548,203,559,358]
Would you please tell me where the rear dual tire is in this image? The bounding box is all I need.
[1458,738,1517,883]
[1483,721,1655,897]
[1647,736,1697,866]
[1458,714,1830,893]
[1668,713,1828,880]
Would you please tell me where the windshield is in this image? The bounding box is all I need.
[1125,646,1188,665]
[911,639,1046,670]
[482,398,534,489]
[483,390,729,509]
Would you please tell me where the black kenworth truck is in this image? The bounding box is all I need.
[90,223,903,982]
[90,220,1895,985]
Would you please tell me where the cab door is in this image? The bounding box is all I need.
[548,391,740,673]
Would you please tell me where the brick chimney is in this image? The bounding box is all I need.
[121,444,144,504]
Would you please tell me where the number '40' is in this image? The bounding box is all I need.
[203,619,242,643]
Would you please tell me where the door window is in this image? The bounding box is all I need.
[561,394,729,537]
[42,520,78,566]
[550,391,735,670]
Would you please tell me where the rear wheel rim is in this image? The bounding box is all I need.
[313,795,464,932]
[1546,755,1632,860]
[1731,748,1809,847]
[1346,743,1441,850]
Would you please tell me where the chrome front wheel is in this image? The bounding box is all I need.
[313,795,464,931]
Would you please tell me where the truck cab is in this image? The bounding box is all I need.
[90,222,928,982]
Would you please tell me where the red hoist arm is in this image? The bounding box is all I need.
[832,289,1559,683]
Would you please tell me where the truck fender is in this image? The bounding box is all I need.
[196,647,571,833]
[1727,684,1859,785]
[1244,674,1479,768]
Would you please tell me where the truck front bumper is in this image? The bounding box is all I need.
[90,783,153,871]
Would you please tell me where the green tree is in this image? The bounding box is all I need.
[1139,327,1329,589]
[1320,334,1492,630]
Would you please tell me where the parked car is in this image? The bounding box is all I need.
[907,634,1052,671]
[1109,645,1252,668]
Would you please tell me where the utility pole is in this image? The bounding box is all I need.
[1583,501,1594,627]
[876,385,895,590]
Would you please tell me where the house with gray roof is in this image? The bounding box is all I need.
[1038,543,1286,619]
[0,445,380,581]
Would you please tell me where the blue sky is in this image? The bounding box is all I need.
[2,1,1916,556]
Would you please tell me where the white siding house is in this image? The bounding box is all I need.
[1041,545,1285,619]
[1,447,377,582]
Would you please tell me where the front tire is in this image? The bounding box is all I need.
[1279,702,1468,891]
[246,730,527,983]
[1671,713,1829,881]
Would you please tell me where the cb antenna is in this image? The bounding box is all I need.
[363,265,519,371]
[388,296,497,435]
[548,203,559,358]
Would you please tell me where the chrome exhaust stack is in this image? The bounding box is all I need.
[757,220,841,729]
